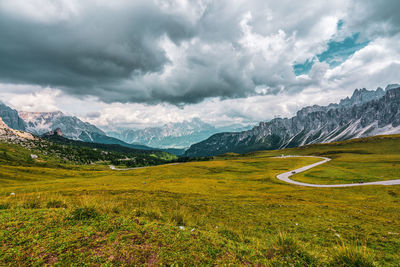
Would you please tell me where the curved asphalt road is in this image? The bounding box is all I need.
[275,156,400,187]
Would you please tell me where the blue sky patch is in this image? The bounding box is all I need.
[293,32,369,76]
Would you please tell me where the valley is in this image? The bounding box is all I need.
[1,134,399,265]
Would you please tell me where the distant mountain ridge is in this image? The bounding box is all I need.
[185,86,400,157]
[107,118,251,149]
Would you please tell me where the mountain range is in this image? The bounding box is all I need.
[2,84,400,157]
[185,85,400,157]
[0,108,152,150]
[106,118,251,149]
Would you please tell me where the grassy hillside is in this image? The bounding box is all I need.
[0,135,178,168]
[1,135,400,265]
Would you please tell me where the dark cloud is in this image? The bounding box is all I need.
[0,1,195,98]
[346,0,400,39]
[0,0,399,106]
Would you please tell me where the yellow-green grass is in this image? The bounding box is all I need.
[0,135,400,265]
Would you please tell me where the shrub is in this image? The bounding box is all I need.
[70,207,99,220]
[46,200,68,209]
[330,244,375,267]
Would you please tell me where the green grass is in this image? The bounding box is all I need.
[1,134,400,265]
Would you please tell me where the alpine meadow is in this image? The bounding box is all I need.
[1,0,400,266]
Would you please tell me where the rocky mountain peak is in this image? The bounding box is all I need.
[385,86,400,100]
[42,128,63,137]
[385,84,400,91]
[339,87,386,107]
[54,128,63,136]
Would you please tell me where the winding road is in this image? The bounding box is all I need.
[275,156,400,187]
[109,156,400,187]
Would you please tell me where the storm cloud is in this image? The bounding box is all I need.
[0,0,400,106]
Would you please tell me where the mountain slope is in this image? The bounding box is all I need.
[0,103,26,131]
[41,129,177,164]
[0,117,34,142]
[185,87,400,157]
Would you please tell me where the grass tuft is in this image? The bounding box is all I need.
[170,212,185,226]
[70,207,99,221]
[270,232,318,266]
[273,232,300,255]
[330,244,375,267]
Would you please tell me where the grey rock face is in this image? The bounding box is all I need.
[185,87,400,157]
[0,103,26,131]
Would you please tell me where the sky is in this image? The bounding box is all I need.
[0,0,400,129]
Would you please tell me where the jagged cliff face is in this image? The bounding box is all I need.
[0,103,26,131]
[185,87,400,157]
